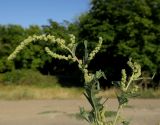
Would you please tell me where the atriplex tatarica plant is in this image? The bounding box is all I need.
[8,34,142,125]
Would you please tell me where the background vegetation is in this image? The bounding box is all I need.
[0,0,160,95]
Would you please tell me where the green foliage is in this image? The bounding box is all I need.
[1,69,59,87]
[0,24,26,71]
[77,0,160,73]
[0,21,77,73]
[80,70,107,125]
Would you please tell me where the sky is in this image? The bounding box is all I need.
[0,0,90,27]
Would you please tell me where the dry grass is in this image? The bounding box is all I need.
[0,85,83,100]
[98,88,117,98]
[0,84,159,100]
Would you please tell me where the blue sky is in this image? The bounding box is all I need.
[0,0,90,27]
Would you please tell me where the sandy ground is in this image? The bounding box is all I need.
[0,99,159,125]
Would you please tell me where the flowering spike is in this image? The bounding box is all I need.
[68,34,76,49]
[88,37,103,61]
[45,47,71,61]
[8,34,56,60]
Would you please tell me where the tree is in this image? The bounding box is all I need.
[77,0,160,77]
[0,21,81,81]
[0,25,25,72]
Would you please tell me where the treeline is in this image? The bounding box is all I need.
[0,0,160,88]
[0,20,77,72]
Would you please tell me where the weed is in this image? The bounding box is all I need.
[7,34,151,124]
[1,69,59,87]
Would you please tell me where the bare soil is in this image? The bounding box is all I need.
[0,99,159,125]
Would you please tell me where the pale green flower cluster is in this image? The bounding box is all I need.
[56,38,67,50]
[120,69,127,91]
[83,69,94,83]
[131,85,139,94]
[77,59,83,69]
[127,58,141,80]
[68,34,76,49]
[7,36,34,60]
[8,34,56,60]
[53,35,77,54]
[120,58,141,92]
[8,34,77,60]
[45,47,72,61]
[88,37,103,61]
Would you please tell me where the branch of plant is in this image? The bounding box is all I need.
[113,105,123,125]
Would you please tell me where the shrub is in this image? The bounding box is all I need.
[2,69,59,87]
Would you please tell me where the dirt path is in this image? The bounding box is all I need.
[0,99,159,125]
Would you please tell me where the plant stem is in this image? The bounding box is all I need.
[113,105,122,125]
[125,76,133,91]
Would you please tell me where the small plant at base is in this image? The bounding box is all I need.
[8,34,141,125]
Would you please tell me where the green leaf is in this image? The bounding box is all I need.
[95,70,107,79]
[117,93,128,105]
[71,43,78,56]
[79,107,90,122]
[83,40,89,65]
